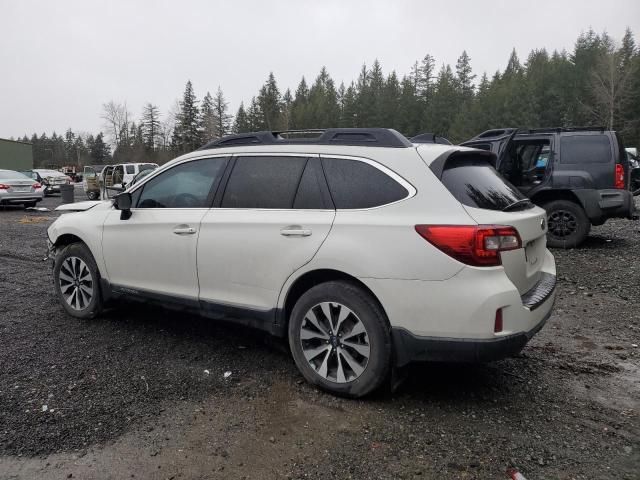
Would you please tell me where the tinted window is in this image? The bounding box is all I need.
[125,165,135,174]
[440,155,530,211]
[560,135,611,164]
[136,158,226,208]
[322,158,408,209]
[293,159,332,209]
[222,156,307,209]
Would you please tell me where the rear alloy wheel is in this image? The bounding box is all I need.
[289,281,391,398]
[87,191,99,200]
[53,243,102,319]
[544,199,590,248]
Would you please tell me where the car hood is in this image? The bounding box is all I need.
[55,200,107,212]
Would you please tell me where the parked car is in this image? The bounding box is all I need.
[460,127,637,248]
[128,165,158,187]
[82,165,106,200]
[0,169,45,207]
[47,128,556,397]
[627,151,640,195]
[22,169,70,195]
[111,163,159,188]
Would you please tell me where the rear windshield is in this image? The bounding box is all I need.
[440,155,530,211]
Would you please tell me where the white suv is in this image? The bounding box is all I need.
[47,128,556,397]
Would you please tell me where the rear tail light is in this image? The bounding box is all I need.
[615,163,625,189]
[33,183,41,189]
[415,225,522,267]
[0,184,9,190]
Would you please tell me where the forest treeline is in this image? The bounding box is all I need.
[15,28,639,168]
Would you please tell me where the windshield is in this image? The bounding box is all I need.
[0,170,32,180]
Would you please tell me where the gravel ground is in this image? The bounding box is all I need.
[0,192,638,480]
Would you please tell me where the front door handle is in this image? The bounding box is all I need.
[280,226,312,237]
[173,226,197,235]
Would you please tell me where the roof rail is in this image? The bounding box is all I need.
[409,132,453,145]
[524,126,606,134]
[199,128,412,150]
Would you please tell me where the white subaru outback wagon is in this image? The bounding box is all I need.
[47,128,556,397]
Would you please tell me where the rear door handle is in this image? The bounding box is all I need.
[173,226,197,235]
[280,227,312,237]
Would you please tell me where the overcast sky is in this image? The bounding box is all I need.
[1,0,639,139]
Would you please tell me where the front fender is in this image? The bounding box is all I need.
[48,206,112,280]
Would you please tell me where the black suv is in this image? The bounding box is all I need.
[461,127,637,248]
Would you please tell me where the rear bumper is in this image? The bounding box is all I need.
[574,188,636,223]
[392,308,551,365]
[0,194,43,204]
[392,273,555,366]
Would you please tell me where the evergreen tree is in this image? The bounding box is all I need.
[90,133,110,163]
[291,77,310,129]
[141,103,161,150]
[172,80,202,153]
[308,67,340,128]
[200,91,217,141]
[247,96,266,131]
[213,87,232,138]
[233,102,251,133]
[257,72,282,129]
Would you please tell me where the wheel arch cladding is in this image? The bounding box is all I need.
[53,234,105,279]
[280,269,390,335]
[53,233,85,249]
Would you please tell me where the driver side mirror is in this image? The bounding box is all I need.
[114,192,132,220]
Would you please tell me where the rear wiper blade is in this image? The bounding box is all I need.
[502,198,533,211]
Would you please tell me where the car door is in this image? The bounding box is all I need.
[197,155,335,316]
[101,156,228,302]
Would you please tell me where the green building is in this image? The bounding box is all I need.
[0,137,33,171]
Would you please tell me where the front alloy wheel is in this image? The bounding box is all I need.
[58,256,94,310]
[53,243,102,319]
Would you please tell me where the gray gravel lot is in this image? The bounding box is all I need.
[0,193,638,479]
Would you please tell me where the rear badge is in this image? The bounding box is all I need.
[541,218,546,230]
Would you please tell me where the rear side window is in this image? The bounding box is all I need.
[293,159,333,209]
[440,155,529,211]
[560,135,611,164]
[125,165,136,174]
[222,156,307,209]
[321,158,408,209]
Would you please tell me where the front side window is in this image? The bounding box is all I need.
[321,157,409,209]
[136,157,227,208]
[560,135,611,164]
[221,156,308,209]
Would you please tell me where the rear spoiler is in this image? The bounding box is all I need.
[427,149,498,179]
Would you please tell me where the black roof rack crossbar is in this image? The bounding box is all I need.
[199,128,412,150]
[523,126,606,134]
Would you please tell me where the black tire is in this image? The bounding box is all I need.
[543,199,591,248]
[87,191,99,200]
[53,243,103,319]
[23,201,37,208]
[288,281,391,398]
